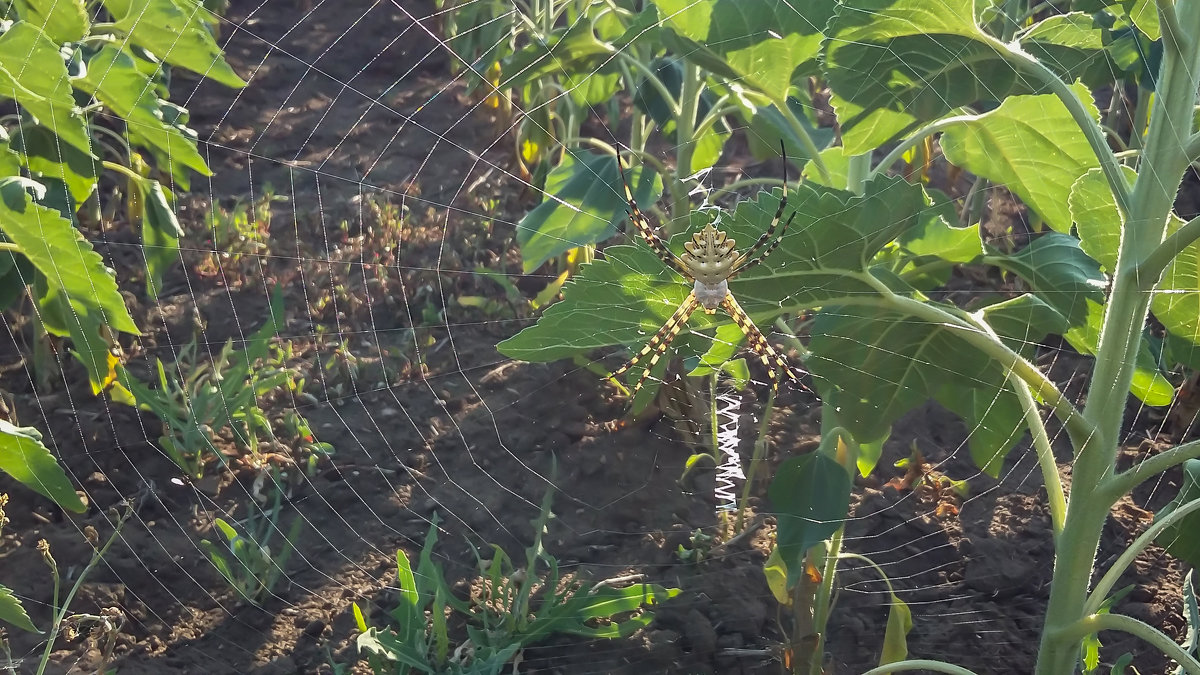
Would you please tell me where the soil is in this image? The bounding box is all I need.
[0,2,1191,674]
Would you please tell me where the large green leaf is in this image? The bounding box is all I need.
[1071,166,1135,275]
[0,21,92,153]
[12,0,88,44]
[940,86,1102,233]
[9,121,100,203]
[1155,459,1200,566]
[517,151,662,273]
[737,97,835,165]
[822,0,1038,152]
[0,177,139,391]
[653,0,835,94]
[0,419,84,512]
[980,294,1070,355]
[75,45,211,177]
[500,175,927,362]
[1072,166,1200,396]
[769,449,850,585]
[992,232,1106,327]
[0,584,37,633]
[810,305,1026,471]
[1016,12,1119,87]
[101,0,245,89]
[498,22,615,93]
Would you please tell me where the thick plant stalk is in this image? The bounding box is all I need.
[1035,2,1200,672]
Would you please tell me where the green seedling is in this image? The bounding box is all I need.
[0,500,133,675]
[355,488,679,674]
[200,495,303,606]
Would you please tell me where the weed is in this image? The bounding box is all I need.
[354,489,679,674]
[200,492,303,606]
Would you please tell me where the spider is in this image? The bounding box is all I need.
[609,149,802,398]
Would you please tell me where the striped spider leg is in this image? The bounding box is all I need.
[609,148,802,398]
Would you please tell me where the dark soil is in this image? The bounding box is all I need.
[0,2,1190,674]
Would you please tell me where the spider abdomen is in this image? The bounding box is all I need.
[694,279,728,311]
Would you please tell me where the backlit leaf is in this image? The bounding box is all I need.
[0,176,139,392]
[0,418,84,512]
[101,0,245,88]
[12,0,88,44]
[75,45,212,177]
[822,0,1039,152]
[654,0,835,94]
[517,150,662,273]
[1155,459,1200,566]
[0,584,37,633]
[940,86,1101,233]
[0,21,91,153]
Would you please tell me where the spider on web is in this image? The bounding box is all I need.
[609,145,805,398]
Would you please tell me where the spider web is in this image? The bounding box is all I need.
[0,1,1192,673]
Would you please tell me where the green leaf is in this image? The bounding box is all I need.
[75,45,212,177]
[940,86,1102,233]
[739,97,835,166]
[140,178,183,299]
[763,547,790,603]
[12,0,88,43]
[1017,13,1119,87]
[898,192,981,263]
[517,150,662,273]
[101,0,246,89]
[0,176,139,392]
[769,450,850,585]
[1061,297,1174,406]
[0,21,92,153]
[1071,166,1199,400]
[993,232,1107,326]
[0,418,84,512]
[690,122,728,174]
[879,593,913,666]
[498,22,614,93]
[10,121,100,204]
[811,305,1027,471]
[934,384,1023,478]
[1155,459,1200,566]
[1126,0,1160,41]
[500,175,926,362]
[802,146,851,188]
[979,294,1070,354]
[688,323,746,375]
[0,583,38,633]
[822,0,1037,152]
[1071,166,1136,274]
[654,0,835,93]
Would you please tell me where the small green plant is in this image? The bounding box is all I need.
[355,490,679,674]
[200,497,302,606]
[0,499,132,675]
[115,286,316,477]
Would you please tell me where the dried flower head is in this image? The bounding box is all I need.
[84,526,100,547]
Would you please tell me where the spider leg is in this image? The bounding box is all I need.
[732,211,795,276]
[610,292,700,397]
[619,160,692,279]
[732,141,794,276]
[720,293,802,393]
